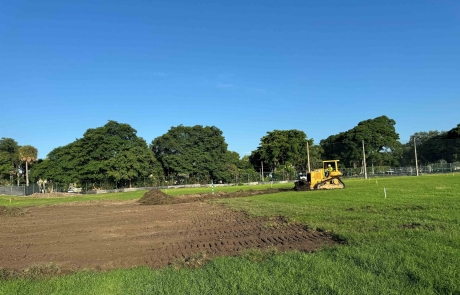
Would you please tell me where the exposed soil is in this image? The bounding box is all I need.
[138,188,288,205]
[24,192,83,198]
[0,190,339,273]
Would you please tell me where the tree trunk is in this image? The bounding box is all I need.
[16,165,20,186]
[26,161,29,186]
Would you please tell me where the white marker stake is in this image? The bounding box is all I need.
[384,187,387,199]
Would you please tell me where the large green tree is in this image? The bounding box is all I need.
[0,138,19,184]
[249,129,319,173]
[106,146,157,188]
[151,125,234,183]
[320,116,402,168]
[401,131,442,165]
[32,121,162,188]
[444,124,460,162]
[0,151,12,185]
[235,155,259,182]
[402,124,460,165]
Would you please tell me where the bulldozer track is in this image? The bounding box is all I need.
[315,177,346,189]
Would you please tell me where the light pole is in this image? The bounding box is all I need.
[414,137,419,176]
[362,140,368,179]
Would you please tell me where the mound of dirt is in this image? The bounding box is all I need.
[138,189,176,205]
[138,188,287,205]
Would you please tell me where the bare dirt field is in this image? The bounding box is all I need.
[0,191,339,272]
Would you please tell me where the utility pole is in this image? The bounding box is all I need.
[414,137,419,176]
[362,140,368,179]
[261,161,264,182]
[307,142,311,172]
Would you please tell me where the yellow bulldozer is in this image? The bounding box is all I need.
[294,160,345,190]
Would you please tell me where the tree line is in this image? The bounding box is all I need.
[1,116,459,187]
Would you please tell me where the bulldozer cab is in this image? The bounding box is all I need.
[323,160,339,171]
[323,160,339,177]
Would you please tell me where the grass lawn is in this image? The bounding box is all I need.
[0,182,292,207]
[1,175,459,294]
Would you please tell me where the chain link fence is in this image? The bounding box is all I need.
[2,162,459,196]
[340,162,460,178]
[0,182,68,196]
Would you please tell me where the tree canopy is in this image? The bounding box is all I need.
[444,124,460,162]
[249,129,320,172]
[150,125,238,183]
[0,138,19,184]
[32,121,162,187]
[320,116,402,167]
[401,124,460,165]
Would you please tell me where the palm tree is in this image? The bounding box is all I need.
[18,145,38,186]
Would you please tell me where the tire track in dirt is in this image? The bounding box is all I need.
[146,212,335,268]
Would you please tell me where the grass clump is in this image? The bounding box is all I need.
[170,251,210,270]
[241,247,279,263]
[0,206,27,217]
[0,263,65,281]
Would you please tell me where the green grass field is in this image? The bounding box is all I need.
[1,175,459,294]
[0,183,291,207]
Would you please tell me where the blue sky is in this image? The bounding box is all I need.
[1,0,459,159]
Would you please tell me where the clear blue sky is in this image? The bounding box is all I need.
[1,0,459,159]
